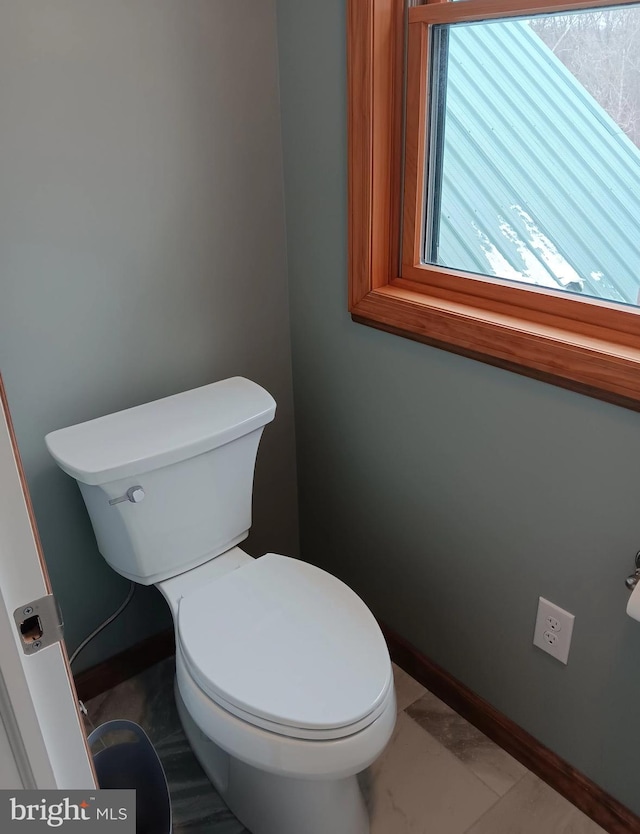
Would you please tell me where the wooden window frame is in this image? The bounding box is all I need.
[348,0,640,410]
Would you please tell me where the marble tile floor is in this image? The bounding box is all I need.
[83,659,606,834]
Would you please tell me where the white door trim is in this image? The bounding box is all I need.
[0,376,96,789]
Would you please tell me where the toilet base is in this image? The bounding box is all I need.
[175,681,369,834]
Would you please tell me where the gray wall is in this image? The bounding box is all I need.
[277,0,640,814]
[0,0,298,673]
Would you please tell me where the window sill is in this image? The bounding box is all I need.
[351,282,640,409]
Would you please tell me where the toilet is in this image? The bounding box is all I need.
[46,377,395,834]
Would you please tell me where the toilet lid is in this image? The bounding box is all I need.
[177,553,392,732]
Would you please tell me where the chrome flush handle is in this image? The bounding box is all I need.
[625,551,640,591]
[108,486,145,506]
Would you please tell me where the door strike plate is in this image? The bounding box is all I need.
[13,594,64,655]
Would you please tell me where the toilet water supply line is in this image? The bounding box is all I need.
[68,581,136,667]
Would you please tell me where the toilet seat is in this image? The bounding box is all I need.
[175,645,397,779]
[177,553,392,740]
[179,650,394,740]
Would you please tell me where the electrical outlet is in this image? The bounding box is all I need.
[545,615,561,632]
[533,597,574,664]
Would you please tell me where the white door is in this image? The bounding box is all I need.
[0,375,96,789]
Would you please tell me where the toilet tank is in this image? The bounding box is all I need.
[45,378,276,585]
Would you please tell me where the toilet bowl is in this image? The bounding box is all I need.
[45,377,396,834]
[159,549,395,833]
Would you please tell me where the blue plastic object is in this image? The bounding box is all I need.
[88,719,172,834]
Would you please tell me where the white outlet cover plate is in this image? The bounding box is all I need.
[533,597,575,664]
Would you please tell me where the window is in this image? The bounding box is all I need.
[348,0,640,409]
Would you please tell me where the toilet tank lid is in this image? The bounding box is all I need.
[45,377,276,486]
